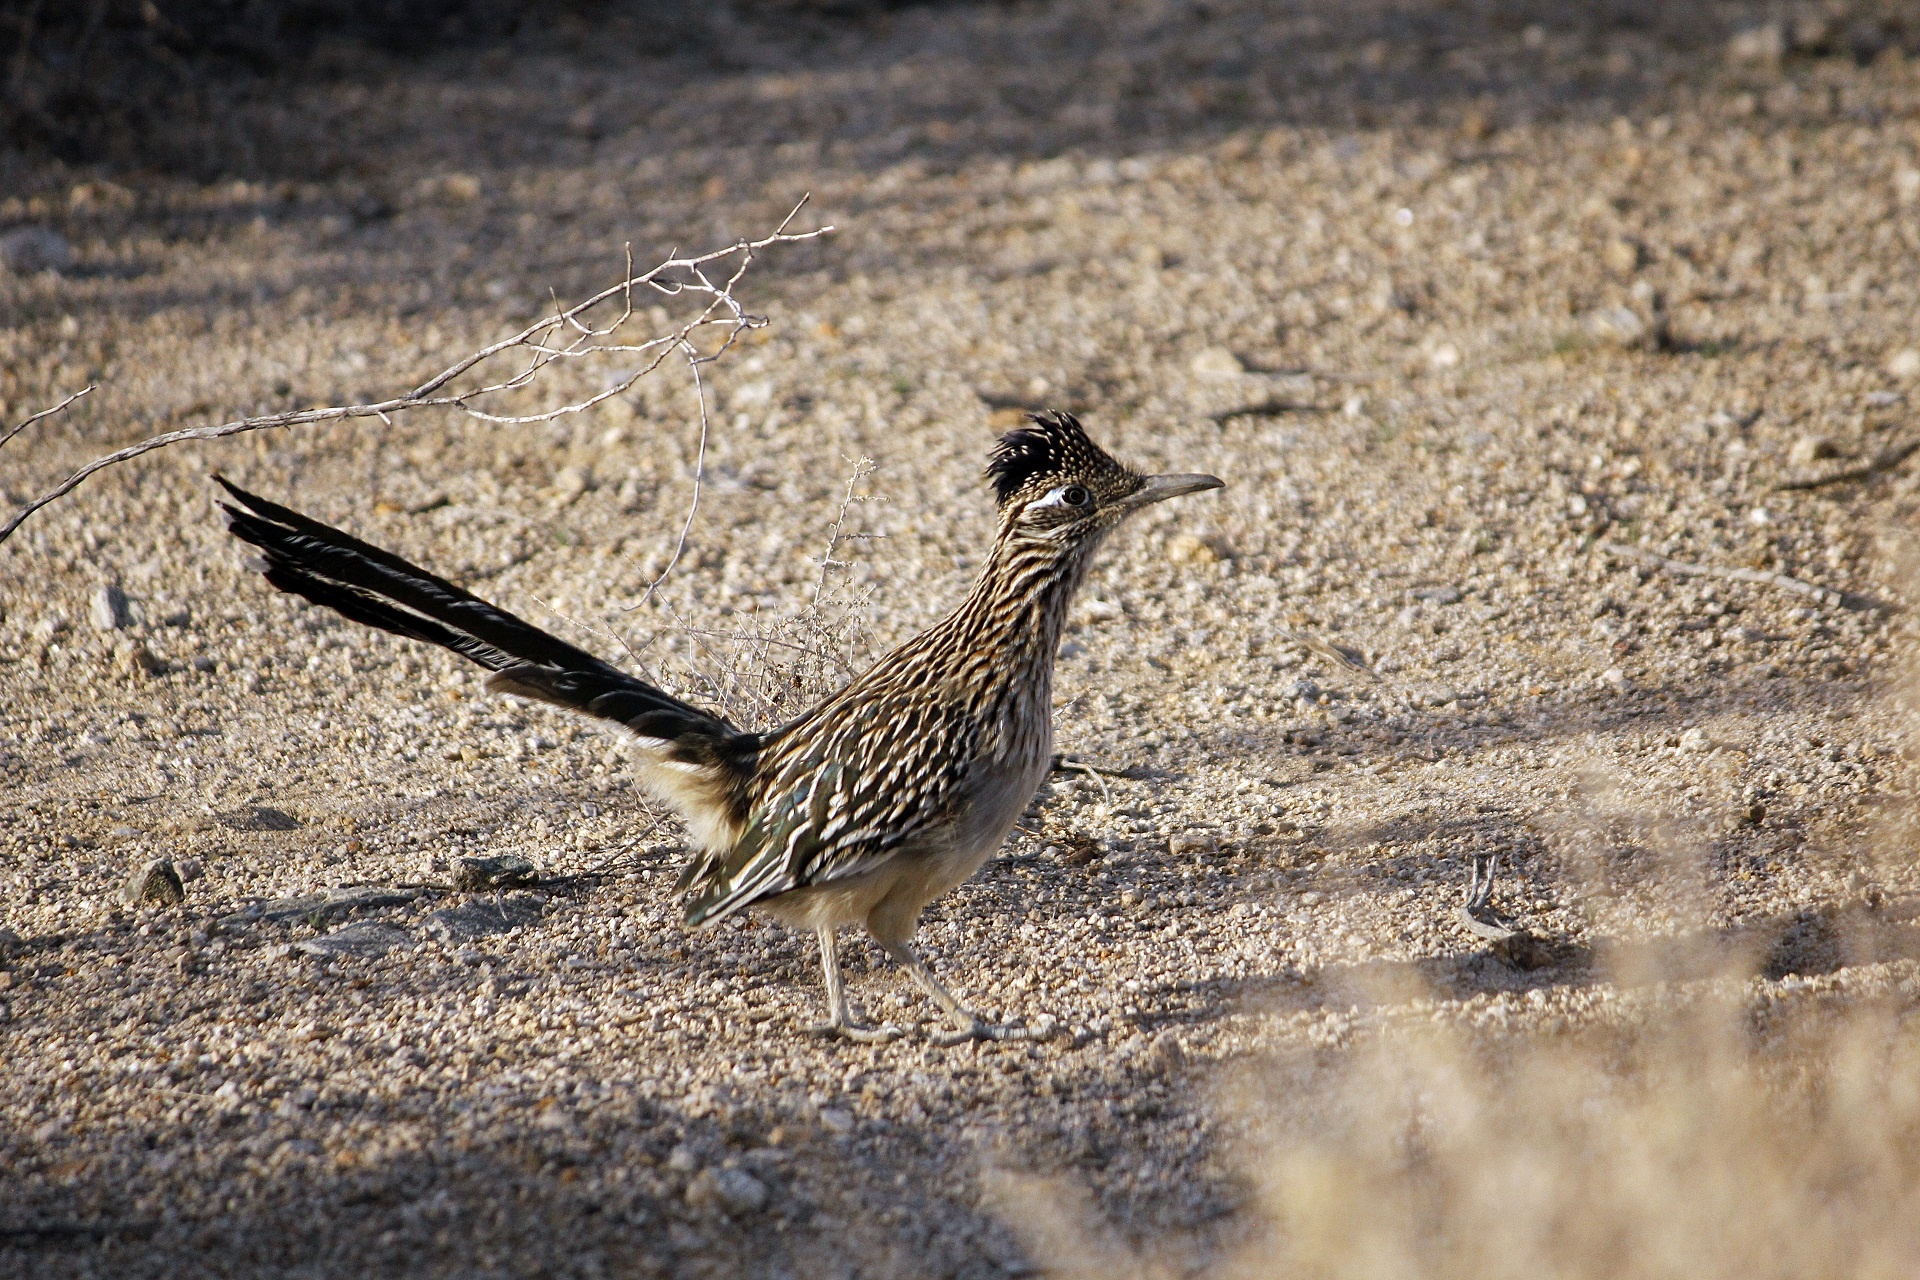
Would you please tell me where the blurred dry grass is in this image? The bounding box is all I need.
[998,979,1920,1280]
[996,596,1920,1280]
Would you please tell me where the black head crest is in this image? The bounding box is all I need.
[986,410,1130,508]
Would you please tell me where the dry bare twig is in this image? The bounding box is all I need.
[0,201,831,546]
[1598,541,1846,607]
[0,384,94,454]
[809,454,883,611]
[1774,440,1919,492]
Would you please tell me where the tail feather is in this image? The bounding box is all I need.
[215,476,731,740]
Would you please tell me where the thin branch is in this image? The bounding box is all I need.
[1598,541,1845,606]
[623,338,712,613]
[1206,400,1333,423]
[809,455,880,611]
[0,384,93,453]
[0,203,831,546]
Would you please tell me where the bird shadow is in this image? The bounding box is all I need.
[1127,892,1920,1034]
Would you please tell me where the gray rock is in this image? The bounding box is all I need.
[91,584,133,631]
[422,891,545,942]
[0,226,73,275]
[1411,585,1462,605]
[453,854,538,891]
[293,921,410,959]
[120,859,186,907]
[685,1166,769,1216]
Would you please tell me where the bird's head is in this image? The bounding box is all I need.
[986,410,1223,544]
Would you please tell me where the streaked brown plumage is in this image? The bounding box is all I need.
[218,411,1222,1041]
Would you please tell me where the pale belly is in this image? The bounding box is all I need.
[755,725,1053,944]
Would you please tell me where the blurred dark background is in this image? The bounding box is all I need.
[0,0,930,162]
[4,0,1917,176]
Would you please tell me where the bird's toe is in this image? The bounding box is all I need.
[806,1020,905,1044]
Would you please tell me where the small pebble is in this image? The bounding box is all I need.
[1602,236,1642,276]
[1188,347,1244,378]
[550,465,593,505]
[116,642,165,677]
[1164,533,1218,565]
[1788,436,1839,469]
[1581,305,1649,348]
[1726,23,1785,67]
[685,1167,770,1216]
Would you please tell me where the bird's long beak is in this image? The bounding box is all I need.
[1125,473,1225,508]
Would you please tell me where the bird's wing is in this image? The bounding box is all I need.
[678,695,977,925]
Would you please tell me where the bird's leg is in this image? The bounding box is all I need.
[806,927,902,1043]
[880,941,1052,1046]
[1458,848,1550,967]
[1463,850,1499,922]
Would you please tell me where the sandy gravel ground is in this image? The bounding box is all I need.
[3,2,1920,1275]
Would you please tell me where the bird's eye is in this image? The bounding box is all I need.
[1060,485,1091,507]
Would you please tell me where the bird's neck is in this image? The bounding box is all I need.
[940,531,1100,683]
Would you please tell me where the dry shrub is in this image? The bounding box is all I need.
[997,986,1920,1280]
[1244,994,1920,1280]
[641,455,882,733]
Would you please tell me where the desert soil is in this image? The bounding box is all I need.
[3,1,1920,1276]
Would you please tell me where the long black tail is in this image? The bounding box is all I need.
[215,476,735,743]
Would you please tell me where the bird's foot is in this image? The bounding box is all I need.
[806,1019,905,1044]
[929,1012,1060,1047]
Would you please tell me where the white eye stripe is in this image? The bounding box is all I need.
[1030,484,1091,511]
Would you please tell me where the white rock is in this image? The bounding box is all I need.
[1582,306,1649,348]
[92,584,133,631]
[1887,349,1920,380]
[1188,347,1245,378]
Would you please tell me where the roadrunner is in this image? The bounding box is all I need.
[218,411,1222,1041]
